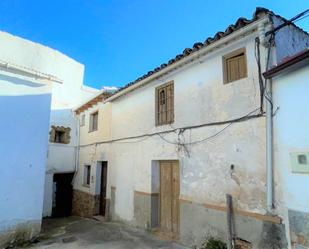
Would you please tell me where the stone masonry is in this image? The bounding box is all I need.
[72,189,100,217]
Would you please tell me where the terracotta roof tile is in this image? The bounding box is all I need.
[109,7,308,98]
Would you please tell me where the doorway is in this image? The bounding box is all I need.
[159,161,180,238]
[99,161,108,216]
[52,173,74,217]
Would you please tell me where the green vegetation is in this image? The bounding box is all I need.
[201,238,227,249]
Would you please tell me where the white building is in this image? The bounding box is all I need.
[0,35,55,248]
[0,31,98,247]
[72,8,308,249]
[264,48,309,249]
[42,46,98,218]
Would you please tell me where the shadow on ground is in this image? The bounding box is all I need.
[19,217,188,249]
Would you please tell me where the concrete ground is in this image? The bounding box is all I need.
[21,217,188,249]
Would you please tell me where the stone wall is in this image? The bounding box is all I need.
[72,189,100,217]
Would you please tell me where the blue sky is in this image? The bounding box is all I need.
[0,1,308,89]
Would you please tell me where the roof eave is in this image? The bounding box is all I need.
[263,48,309,79]
[107,16,270,102]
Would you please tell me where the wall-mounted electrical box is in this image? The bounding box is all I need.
[290,152,309,174]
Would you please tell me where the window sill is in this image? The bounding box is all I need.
[88,129,98,133]
[224,76,247,85]
[155,122,174,127]
[83,184,90,188]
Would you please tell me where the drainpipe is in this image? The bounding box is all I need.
[72,112,80,184]
[258,19,274,212]
[75,114,80,172]
[266,79,273,211]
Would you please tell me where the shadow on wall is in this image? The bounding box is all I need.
[0,93,52,248]
[0,73,46,88]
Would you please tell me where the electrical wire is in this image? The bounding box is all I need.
[266,9,309,36]
[79,107,263,148]
[156,107,261,146]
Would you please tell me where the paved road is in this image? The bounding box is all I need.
[22,217,188,249]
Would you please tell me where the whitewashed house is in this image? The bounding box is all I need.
[264,49,309,249]
[72,8,308,249]
[0,33,57,247]
[0,31,98,247]
[42,48,98,218]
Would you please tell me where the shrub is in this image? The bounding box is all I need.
[201,238,227,249]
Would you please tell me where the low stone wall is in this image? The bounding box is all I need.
[72,189,100,217]
[0,220,41,248]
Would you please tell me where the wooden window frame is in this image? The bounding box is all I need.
[89,111,99,132]
[155,81,174,126]
[223,47,247,84]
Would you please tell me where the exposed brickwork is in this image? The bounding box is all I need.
[72,189,100,217]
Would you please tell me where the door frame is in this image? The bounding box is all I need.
[99,161,108,216]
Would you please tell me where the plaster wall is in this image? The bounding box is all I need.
[79,102,112,146]
[273,65,309,247]
[0,70,52,247]
[108,33,268,220]
[273,16,309,63]
[0,31,99,217]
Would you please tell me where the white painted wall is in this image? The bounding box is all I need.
[0,69,52,246]
[71,15,308,248]
[0,31,98,217]
[273,65,309,213]
[75,31,270,222]
[273,17,309,63]
[109,34,268,221]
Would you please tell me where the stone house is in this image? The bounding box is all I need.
[264,49,309,249]
[71,8,308,248]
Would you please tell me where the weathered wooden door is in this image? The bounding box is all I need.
[99,162,108,216]
[160,161,180,237]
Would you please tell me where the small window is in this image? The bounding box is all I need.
[89,111,98,132]
[298,154,307,165]
[55,130,65,143]
[84,165,91,186]
[223,48,247,84]
[80,114,85,127]
[155,81,174,126]
[49,126,71,144]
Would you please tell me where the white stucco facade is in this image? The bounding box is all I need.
[0,31,99,221]
[73,17,279,248]
[72,13,309,248]
[272,63,309,248]
[0,51,53,247]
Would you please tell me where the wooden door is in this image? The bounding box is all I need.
[99,162,108,216]
[160,161,180,237]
